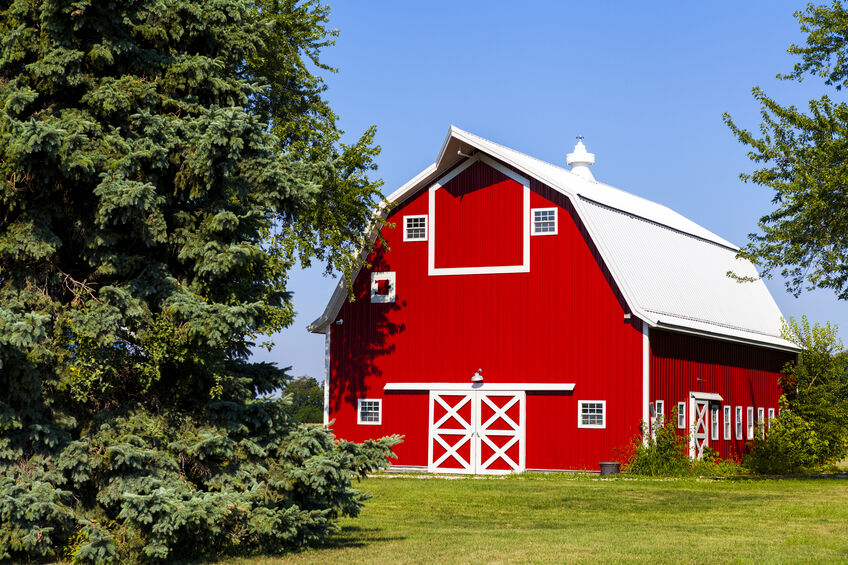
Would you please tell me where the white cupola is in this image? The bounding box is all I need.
[566,137,596,181]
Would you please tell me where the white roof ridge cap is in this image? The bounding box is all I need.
[578,195,741,252]
[450,127,581,176]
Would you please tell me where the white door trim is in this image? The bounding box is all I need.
[428,390,526,474]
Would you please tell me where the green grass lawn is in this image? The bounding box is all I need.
[232,473,848,564]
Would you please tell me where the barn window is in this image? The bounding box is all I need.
[768,408,775,430]
[735,406,743,440]
[370,272,396,304]
[578,401,605,428]
[747,406,754,439]
[757,407,765,438]
[404,215,428,241]
[531,208,557,235]
[711,405,719,440]
[357,399,382,425]
[650,400,664,438]
[677,402,686,429]
[723,406,731,440]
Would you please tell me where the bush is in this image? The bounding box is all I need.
[0,406,400,563]
[691,447,747,477]
[744,405,829,474]
[625,411,691,476]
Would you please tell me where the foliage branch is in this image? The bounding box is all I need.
[0,0,397,561]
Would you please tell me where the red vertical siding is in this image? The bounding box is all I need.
[649,329,794,460]
[328,158,644,470]
[434,161,524,268]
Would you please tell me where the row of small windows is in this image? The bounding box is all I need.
[357,398,607,428]
[401,208,559,241]
[652,399,776,440]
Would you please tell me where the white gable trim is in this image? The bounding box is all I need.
[428,154,530,276]
[308,126,799,353]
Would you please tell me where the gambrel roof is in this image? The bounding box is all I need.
[310,126,798,352]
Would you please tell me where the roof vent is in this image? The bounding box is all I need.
[566,137,595,181]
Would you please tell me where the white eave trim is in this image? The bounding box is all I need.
[384,382,575,392]
[690,392,724,402]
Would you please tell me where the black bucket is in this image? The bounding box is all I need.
[599,462,620,476]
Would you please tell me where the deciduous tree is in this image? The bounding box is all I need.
[724,1,848,299]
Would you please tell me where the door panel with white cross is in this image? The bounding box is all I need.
[428,390,525,474]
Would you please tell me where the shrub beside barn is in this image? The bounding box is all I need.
[309,127,798,473]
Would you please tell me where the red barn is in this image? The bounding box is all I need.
[308,127,798,473]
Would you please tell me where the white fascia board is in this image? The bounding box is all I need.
[384,382,575,392]
[653,320,800,352]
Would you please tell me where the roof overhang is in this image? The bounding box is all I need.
[308,125,800,354]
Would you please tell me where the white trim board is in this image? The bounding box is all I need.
[384,382,575,392]
[428,154,531,276]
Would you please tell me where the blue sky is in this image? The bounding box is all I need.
[251,1,848,380]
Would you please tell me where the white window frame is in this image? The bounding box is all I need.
[531,207,558,236]
[768,408,775,429]
[757,407,765,438]
[735,406,743,440]
[677,402,686,429]
[655,400,664,425]
[723,405,731,440]
[357,398,382,425]
[711,404,719,440]
[370,271,396,304]
[403,215,428,241]
[578,400,606,429]
[747,406,754,440]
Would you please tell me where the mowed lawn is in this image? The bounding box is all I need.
[235,474,848,564]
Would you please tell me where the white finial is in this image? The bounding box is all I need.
[567,136,596,181]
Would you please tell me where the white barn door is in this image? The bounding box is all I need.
[691,399,709,459]
[428,390,525,474]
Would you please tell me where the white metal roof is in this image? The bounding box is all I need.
[310,126,797,352]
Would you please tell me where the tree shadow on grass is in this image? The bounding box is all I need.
[315,524,406,550]
[174,526,405,564]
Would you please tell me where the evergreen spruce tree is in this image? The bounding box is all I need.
[0,0,398,561]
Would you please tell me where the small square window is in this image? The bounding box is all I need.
[531,208,557,235]
[404,215,428,241]
[358,399,382,425]
[677,402,686,429]
[370,272,396,303]
[578,401,605,428]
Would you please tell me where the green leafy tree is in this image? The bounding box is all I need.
[283,376,324,423]
[778,317,848,462]
[724,1,848,299]
[0,0,397,562]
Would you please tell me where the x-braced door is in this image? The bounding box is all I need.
[428,390,526,474]
[691,399,709,459]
